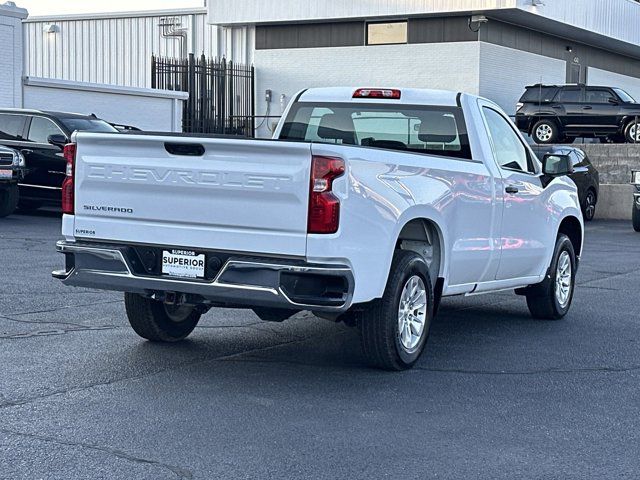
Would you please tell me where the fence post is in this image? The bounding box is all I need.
[220,57,227,134]
[228,61,234,134]
[151,55,156,89]
[251,65,255,137]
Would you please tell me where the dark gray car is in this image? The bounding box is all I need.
[533,145,600,221]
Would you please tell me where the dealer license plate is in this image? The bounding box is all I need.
[162,250,205,278]
[0,169,12,180]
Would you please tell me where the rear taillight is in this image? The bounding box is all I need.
[61,143,76,215]
[308,155,345,234]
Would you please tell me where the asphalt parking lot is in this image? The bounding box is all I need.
[1,212,639,480]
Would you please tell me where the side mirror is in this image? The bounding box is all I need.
[47,134,68,149]
[542,154,574,177]
[608,97,620,105]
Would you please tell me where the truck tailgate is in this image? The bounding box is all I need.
[71,133,312,256]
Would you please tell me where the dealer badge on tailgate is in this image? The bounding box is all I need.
[162,250,206,278]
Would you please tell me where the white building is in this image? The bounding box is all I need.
[23,7,252,89]
[17,0,640,135]
[0,1,27,108]
[205,0,640,133]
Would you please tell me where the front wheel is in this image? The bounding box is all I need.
[357,250,434,371]
[525,234,576,320]
[124,293,202,342]
[0,184,19,218]
[532,120,560,144]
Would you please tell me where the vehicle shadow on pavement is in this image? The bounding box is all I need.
[120,296,561,376]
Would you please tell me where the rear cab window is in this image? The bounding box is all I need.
[279,103,472,160]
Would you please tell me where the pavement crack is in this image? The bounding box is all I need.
[4,299,123,317]
[0,427,193,479]
[0,324,119,340]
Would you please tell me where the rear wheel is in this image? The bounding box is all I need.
[532,120,560,144]
[357,250,434,371]
[633,204,640,232]
[582,189,597,222]
[625,120,640,144]
[0,184,19,218]
[525,234,576,320]
[124,293,202,342]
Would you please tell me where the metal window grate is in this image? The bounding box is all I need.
[151,54,255,137]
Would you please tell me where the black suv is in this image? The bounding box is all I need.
[0,109,119,210]
[515,84,640,144]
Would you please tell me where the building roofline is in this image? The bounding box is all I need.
[23,7,207,23]
[0,2,28,19]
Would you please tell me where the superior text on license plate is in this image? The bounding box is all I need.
[162,250,205,278]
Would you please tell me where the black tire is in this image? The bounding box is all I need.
[633,205,640,232]
[525,234,576,320]
[624,120,640,144]
[582,189,597,222]
[0,184,19,218]
[124,292,202,342]
[532,119,560,144]
[357,250,434,371]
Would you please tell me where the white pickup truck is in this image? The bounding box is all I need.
[53,87,583,370]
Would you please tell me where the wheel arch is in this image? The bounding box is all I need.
[394,217,445,287]
[558,215,583,258]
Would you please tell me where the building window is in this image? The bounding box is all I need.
[366,22,407,45]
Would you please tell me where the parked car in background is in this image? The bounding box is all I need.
[0,145,25,217]
[632,170,640,232]
[53,87,584,371]
[516,84,640,144]
[0,109,119,211]
[532,145,599,221]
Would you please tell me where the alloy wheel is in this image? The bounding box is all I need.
[555,251,572,308]
[536,124,553,142]
[397,275,428,353]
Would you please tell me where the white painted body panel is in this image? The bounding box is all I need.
[65,87,583,307]
[68,133,312,257]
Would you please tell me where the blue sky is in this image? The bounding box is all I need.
[18,0,203,16]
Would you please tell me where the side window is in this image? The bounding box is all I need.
[0,114,27,141]
[483,108,533,173]
[27,117,64,144]
[556,88,582,103]
[585,89,615,104]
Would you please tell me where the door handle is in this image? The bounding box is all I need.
[583,106,593,110]
[505,186,519,194]
[21,149,33,155]
[551,105,562,109]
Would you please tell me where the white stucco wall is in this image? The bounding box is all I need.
[587,67,640,103]
[254,42,481,137]
[0,2,28,108]
[23,78,188,132]
[478,42,567,116]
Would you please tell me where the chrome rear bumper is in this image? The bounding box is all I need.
[53,241,354,312]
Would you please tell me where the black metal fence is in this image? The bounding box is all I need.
[151,54,255,136]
